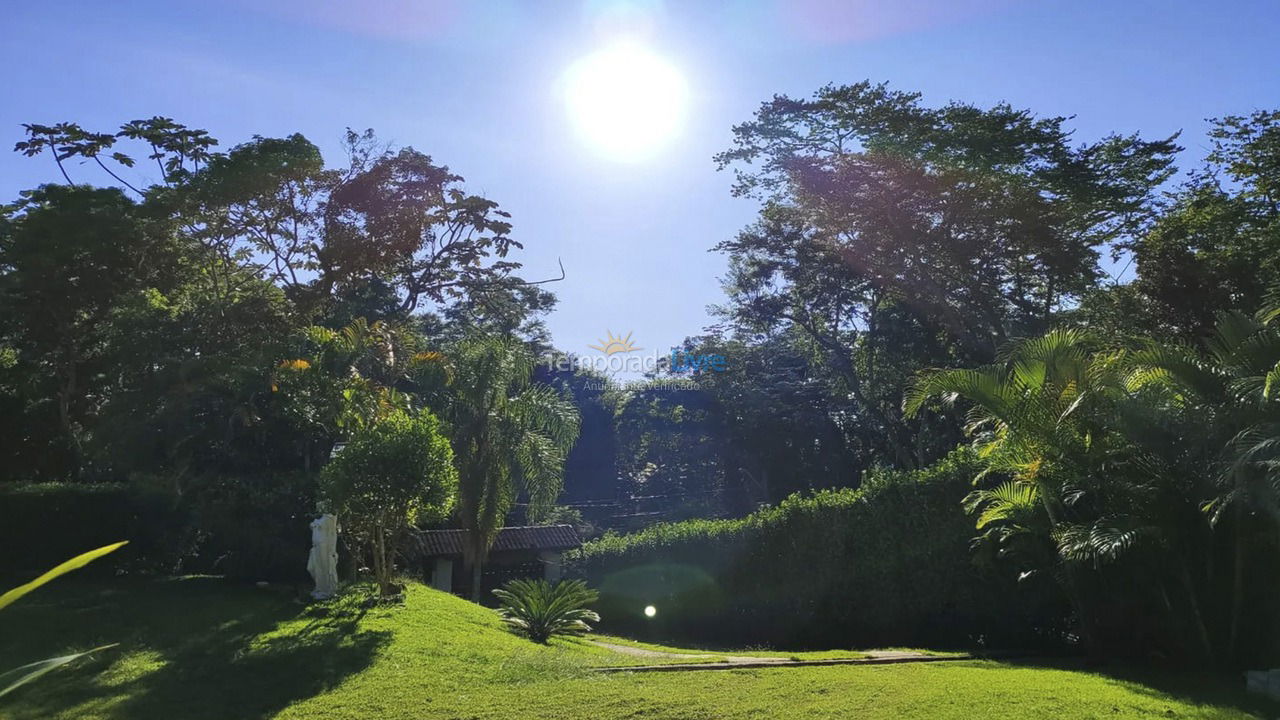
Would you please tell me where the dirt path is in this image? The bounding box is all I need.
[590,641,794,664]
[590,641,968,673]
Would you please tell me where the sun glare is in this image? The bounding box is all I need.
[563,43,689,162]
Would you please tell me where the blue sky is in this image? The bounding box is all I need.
[3,0,1278,364]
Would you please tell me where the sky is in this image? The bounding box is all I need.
[2,0,1279,369]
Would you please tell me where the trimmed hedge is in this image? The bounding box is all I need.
[182,472,317,582]
[569,448,1065,650]
[0,482,185,579]
[0,473,317,583]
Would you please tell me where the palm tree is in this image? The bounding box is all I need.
[1126,302,1280,660]
[905,329,1123,528]
[442,336,579,600]
[905,329,1232,659]
[904,329,1125,647]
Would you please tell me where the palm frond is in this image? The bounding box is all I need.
[1054,519,1161,567]
[493,579,601,643]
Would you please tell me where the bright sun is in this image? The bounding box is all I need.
[564,43,689,162]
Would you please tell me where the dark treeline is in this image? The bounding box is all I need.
[2,85,1278,666]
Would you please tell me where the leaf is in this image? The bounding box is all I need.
[0,645,117,699]
[0,542,127,611]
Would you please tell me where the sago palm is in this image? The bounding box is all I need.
[444,335,580,599]
[492,579,600,644]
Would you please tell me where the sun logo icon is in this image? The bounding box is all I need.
[589,330,642,355]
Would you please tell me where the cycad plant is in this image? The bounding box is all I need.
[492,579,600,644]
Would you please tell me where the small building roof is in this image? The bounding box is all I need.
[415,525,581,557]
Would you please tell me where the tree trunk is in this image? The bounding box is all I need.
[1179,564,1215,664]
[375,525,390,596]
[470,558,483,602]
[1228,499,1246,662]
[57,356,81,478]
[1038,483,1099,653]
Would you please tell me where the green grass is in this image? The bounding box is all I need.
[589,634,872,661]
[0,577,1271,719]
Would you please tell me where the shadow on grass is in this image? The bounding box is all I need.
[1,576,391,720]
[962,656,1277,718]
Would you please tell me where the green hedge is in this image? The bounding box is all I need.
[569,448,1066,650]
[182,472,317,582]
[0,473,317,583]
[0,482,186,579]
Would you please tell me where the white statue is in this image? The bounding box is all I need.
[307,512,339,599]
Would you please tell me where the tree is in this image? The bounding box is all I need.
[273,318,417,462]
[441,336,579,600]
[612,383,733,523]
[0,185,180,476]
[16,121,548,323]
[904,330,1225,661]
[1123,111,1280,339]
[664,331,874,504]
[5,118,560,486]
[319,410,457,596]
[714,82,1179,469]
[1126,300,1280,661]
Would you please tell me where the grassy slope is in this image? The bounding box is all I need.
[0,578,1270,720]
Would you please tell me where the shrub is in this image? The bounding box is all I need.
[0,483,181,579]
[493,578,601,643]
[320,410,457,595]
[182,472,317,582]
[569,448,1066,650]
[0,474,319,584]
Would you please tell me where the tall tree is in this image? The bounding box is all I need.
[16,122,544,323]
[0,185,179,475]
[714,82,1179,469]
[441,336,579,599]
[1123,111,1280,339]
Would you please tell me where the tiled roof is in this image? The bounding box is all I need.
[414,525,581,556]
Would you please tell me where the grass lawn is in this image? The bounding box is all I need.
[589,634,968,661]
[0,577,1271,719]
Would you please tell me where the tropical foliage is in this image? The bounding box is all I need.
[439,336,580,598]
[904,301,1280,663]
[3,86,1280,675]
[492,578,600,644]
[0,542,125,699]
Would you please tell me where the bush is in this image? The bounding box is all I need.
[320,410,457,595]
[0,474,319,584]
[569,448,1066,650]
[493,578,601,643]
[182,472,317,582]
[0,483,183,579]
